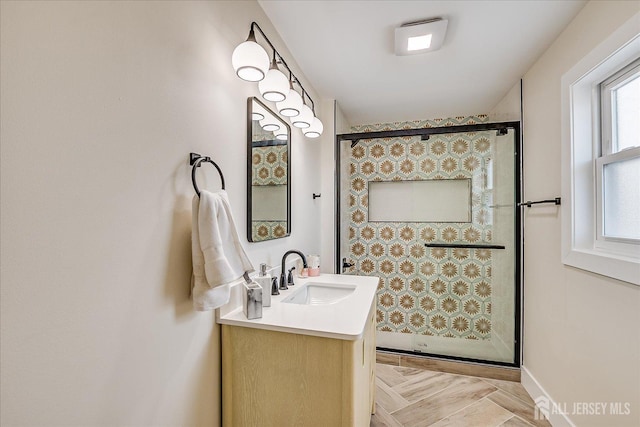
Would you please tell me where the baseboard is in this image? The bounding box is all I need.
[521,365,575,427]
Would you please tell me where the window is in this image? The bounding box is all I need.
[561,16,640,285]
[597,60,640,245]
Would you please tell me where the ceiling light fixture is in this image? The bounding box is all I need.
[407,34,432,51]
[395,18,448,56]
[232,22,323,138]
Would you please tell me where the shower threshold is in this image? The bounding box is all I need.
[377,330,514,364]
[376,348,520,382]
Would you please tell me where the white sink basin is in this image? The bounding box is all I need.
[282,282,356,305]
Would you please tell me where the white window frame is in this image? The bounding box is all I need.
[595,151,640,248]
[561,13,640,286]
[596,60,640,249]
[599,60,640,155]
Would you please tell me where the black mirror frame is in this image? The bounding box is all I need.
[246,97,292,242]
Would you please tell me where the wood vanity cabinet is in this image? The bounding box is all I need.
[221,300,376,427]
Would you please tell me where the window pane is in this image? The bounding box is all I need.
[614,75,640,152]
[603,156,640,240]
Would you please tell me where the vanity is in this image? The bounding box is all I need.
[218,274,378,427]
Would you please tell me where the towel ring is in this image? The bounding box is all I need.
[190,152,225,197]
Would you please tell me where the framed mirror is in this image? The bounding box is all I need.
[247,97,291,242]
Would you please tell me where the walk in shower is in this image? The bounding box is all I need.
[336,117,521,366]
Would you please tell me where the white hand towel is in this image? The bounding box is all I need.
[191,190,254,311]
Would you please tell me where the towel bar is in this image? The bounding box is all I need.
[190,152,225,197]
[517,197,561,207]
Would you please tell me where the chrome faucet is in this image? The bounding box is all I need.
[279,250,307,292]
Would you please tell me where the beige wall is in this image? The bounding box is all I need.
[319,101,351,274]
[0,1,322,425]
[522,1,640,426]
[489,81,521,123]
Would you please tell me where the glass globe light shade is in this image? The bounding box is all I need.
[258,63,290,102]
[232,40,269,82]
[291,104,313,129]
[303,117,324,138]
[274,128,288,141]
[276,86,302,117]
[260,117,280,132]
[252,103,266,121]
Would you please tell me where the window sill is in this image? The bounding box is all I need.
[563,247,640,285]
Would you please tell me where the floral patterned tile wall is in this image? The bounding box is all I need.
[251,220,287,242]
[347,115,495,340]
[251,144,287,241]
[252,145,287,186]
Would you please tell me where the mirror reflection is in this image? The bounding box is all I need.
[247,97,291,242]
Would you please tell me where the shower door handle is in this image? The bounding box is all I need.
[342,258,354,273]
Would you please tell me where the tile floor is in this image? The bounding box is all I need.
[371,363,551,427]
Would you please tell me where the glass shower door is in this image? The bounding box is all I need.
[338,124,520,365]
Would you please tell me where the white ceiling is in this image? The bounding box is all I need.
[258,0,587,125]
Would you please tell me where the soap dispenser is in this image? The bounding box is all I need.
[255,263,272,307]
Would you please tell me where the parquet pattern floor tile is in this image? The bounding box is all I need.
[371,364,551,427]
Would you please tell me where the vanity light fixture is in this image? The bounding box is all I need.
[303,117,324,139]
[251,103,266,121]
[259,117,280,132]
[395,18,448,56]
[233,22,323,138]
[291,102,313,129]
[232,27,270,81]
[276,79,302,117]
[258,55,290,102]
[274,128,288,141]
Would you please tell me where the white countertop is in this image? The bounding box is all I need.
[217,274,378,340]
